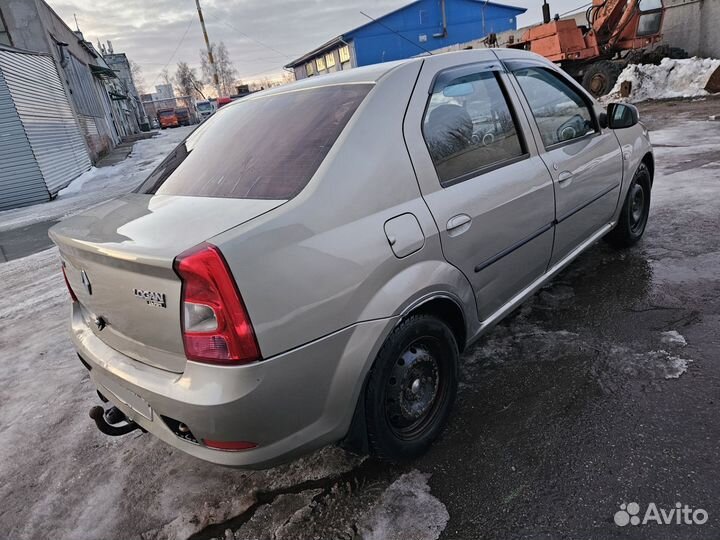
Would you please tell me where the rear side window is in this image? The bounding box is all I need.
[513,67,596,148]
[139,84,372,200]
[422,70,525,186]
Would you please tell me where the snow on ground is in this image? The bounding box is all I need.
[661,330,688,347]
[605,57,720,103]
[359,471,449,540]
[0,126,193,232]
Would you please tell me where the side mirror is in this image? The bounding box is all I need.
[607,103,639,129]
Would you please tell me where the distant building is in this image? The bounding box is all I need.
[154,83,175,100]
[285,0,525,80]
[103,50,148,131]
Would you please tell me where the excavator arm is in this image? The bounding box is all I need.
[591,0,664,50]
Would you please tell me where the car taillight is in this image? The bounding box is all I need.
[173,243,261,364]
[61,263,78,302]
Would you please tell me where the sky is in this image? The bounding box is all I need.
[47,0,588,92]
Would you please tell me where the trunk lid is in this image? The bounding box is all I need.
[50,193,284,373]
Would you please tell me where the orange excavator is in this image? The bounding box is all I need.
[509,0,685,97]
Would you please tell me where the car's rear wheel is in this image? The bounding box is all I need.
[606,163,651,248]
[365,314,458,461]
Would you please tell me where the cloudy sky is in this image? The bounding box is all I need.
[47,0,587,91]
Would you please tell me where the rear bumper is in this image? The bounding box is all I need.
[71,305,396,468]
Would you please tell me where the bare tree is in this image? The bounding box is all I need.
[199,42,237,96]
[159,67,173,88]
[129,60,146,95]
[174,61,205,99]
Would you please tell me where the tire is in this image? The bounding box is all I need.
[582,60,624,98]
[364,314,458,462]
[606,163,652,248]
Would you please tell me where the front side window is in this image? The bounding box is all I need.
[637,12,662,35]
[139,84,372,200]
[513,67,596,148]
[422,70,525,186]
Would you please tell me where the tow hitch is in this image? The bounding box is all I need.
[89,405,144,436]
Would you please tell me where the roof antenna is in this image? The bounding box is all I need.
[359,11,433,56]
[73,13,80,32]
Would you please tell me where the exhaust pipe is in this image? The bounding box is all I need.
[89,405,143,436]
[542,0,551,24]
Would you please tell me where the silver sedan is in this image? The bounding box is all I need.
[50,48,653,468]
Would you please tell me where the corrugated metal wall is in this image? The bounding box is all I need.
[0,67,49,211]
[0,48,91,200]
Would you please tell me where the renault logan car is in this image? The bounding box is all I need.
[50,49,653,468]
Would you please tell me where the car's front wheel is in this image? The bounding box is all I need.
[606,162,652,248]
[365,314,458,461]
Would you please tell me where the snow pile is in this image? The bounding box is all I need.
[606,57,720,103]
[360,471,449,540]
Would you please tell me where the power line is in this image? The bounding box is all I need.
[202,11,293,59]
[560,2,593,18]
[150,18,194,87]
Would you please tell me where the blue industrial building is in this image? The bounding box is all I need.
[285,0,526,80]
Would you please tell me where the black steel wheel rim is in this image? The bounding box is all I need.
[384,337,448,441]
[629,182,647,234]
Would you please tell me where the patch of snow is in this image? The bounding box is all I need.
[662,355,692,379]
[661,330,687,347]
[0,126,194,232]
[359,471,449,540]
[609,347,693,380]
[604,57,720,103]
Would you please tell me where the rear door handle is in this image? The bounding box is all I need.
[446,214,472,237]
[558,171,574,187]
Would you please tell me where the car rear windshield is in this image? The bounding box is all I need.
[139,84,373,200]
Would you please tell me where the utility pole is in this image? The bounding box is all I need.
[195,0,221,97]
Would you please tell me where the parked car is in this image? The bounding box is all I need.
[157,108,179,129]
[50,49,652,468]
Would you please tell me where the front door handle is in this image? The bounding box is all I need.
[558,171,574,187]
[446,214,472,237]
